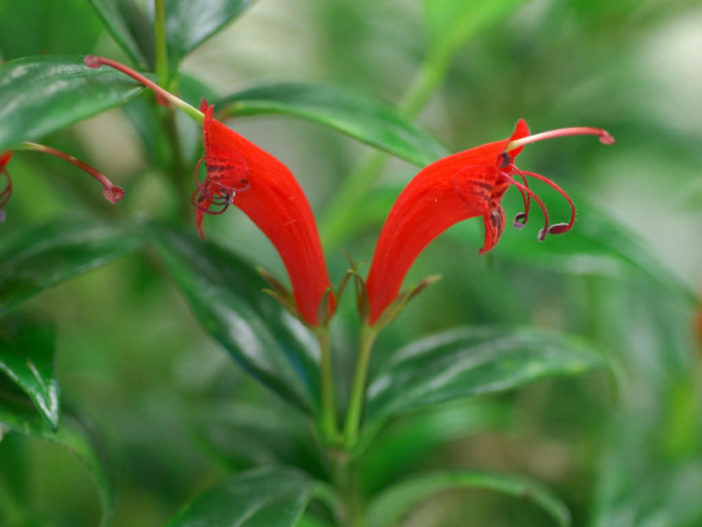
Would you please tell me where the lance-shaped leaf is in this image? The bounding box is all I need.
[367,471,570,527]
[150,225,320,414]
[0,55,145,152]
[366,327,608,424]
[0,388,113,527]
[192,402,326,477]
[168,467,336,527]
[0,0,102,60]
[88,0,256,71]
[0,219,144,315]
[217,82,450,167]
[0,314,59,429]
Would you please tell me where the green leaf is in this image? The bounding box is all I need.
[450,191,699,304]
[0,219,144,315]
[423,0,527,62]
[0,0,102,60]
[193,402,326,477]
[167,467,332,527]
[359,401,513,494]
[150,225,320,414]
[0,314,59,429]
[163,0,256,72]
[88,0,255,71]
[0,55,145,152]
[367,471,571,527]
[366,326,607,424]
[217,82,450,166]
[0,393,113,527]
[87,0,149,66]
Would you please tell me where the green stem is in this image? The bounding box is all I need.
[343,325,378,449]
[399,52,451,118]
[154,0,168,85]
[320,52,452,250]
[163,109,191,220]
[317,328,339,444]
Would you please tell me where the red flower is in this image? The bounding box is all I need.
[195,100,333,326]
[365,119,614,325]
[84,56,333,327]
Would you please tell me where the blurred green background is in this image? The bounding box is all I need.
[1,0,701,525]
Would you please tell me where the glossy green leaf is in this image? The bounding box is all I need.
[0,219,144,315]
[88,0,255,71]
[591,412,702,527]
[0,55,145,152]
[367,471,570,527]
[423,0,527,62]
[359,401,513,494]
[0,0,102,60]
[0,390,113,527]
[449,190,699,304]
[150,225,320,414]
[217,82,450,167]
[0,314,59,429]
[87,0,149,66]
[168,467,332,527]
[366,326,607,423]
[163,0,255,72]
[194,402,326,477]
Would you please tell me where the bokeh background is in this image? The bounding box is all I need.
[1,0,701,525]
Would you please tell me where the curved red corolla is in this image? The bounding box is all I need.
[196,101,333,326]
[365,119,614,325]
[83,55,333,326]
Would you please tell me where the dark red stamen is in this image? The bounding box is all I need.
[500,172,551,241]
[512,173,531,229]
[516,169,576,235]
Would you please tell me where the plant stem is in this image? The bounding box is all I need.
[343,325,378,448]
[163,109,191,219]
[154,0,168,85]
[320,52,451,251]
[317,328,339,444]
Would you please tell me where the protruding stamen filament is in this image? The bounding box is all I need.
[517,169,576,235]
[512,173,531,229]
[83,56,205,125]
[500,172,550,241]
[17,142,124,203]
[505,127,615,152]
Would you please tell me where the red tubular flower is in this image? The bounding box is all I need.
[195,100,333,326]
[365,119,614,325]
[84,56,333,326]
[0,146,123,222]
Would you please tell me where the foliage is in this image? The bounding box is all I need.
[0,1,700,526]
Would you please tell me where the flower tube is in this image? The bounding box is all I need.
[365,119,614,325]
[84,56,333,326]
